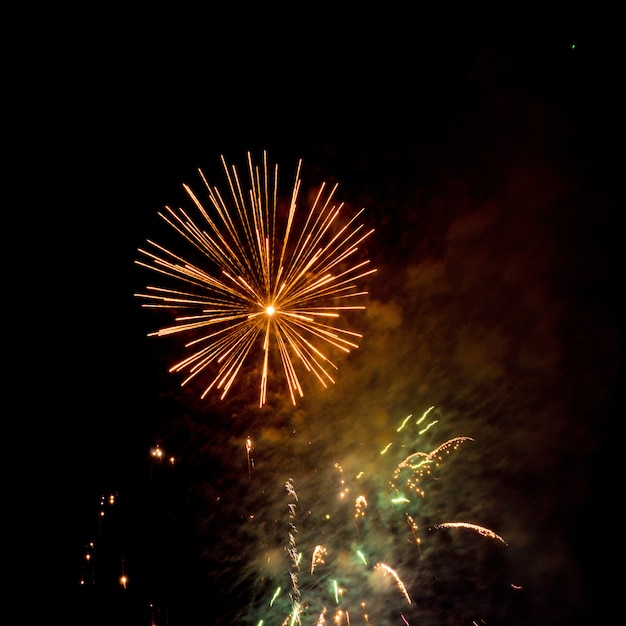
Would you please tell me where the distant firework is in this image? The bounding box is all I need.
[136,152,376,406]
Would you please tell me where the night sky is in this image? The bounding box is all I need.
[37,10,621,626]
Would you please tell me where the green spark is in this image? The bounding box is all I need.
[269,587,281,606]
[290,605,300,626]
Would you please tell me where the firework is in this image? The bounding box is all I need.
[135,152,376,407]
[248,408,510,624]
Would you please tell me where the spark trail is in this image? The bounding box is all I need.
[432,522,508,544]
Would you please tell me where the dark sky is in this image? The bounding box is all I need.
[34,10,621,626]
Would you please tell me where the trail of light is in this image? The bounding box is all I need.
[415,405,435,425]
[136,151,376,406]
[270,587,281,606]
[285,479,302,624]
[333,463,350,500]
[433,522,508,544]
[360,602,369,624]
[397,438,471,475]
[375,562,411,605]
[315,607,327,625]
[418,419,438,434]
[289,605,299,626]
[396,414,413,432]
[311,545,327,575]
[354,496,367,518]
[426,436,474,460]
[286,479,298,501]
[406,514,422,557]
[246,436,254,477]
[390,436,474,501]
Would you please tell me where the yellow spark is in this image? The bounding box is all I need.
[433,522,507,544]
[406,513,422,555]
[246,436,254,476]
[418,419,438,434]
[389,436,473,498]
[380,443,393,454]
[361,602,369,623]
[426,437,474,460]
[354,495,367,518]
[311,545,327,575]
[415,405,435,425]
[396,414,413,431]
[136,151,376,407]
[375,562,411,604]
